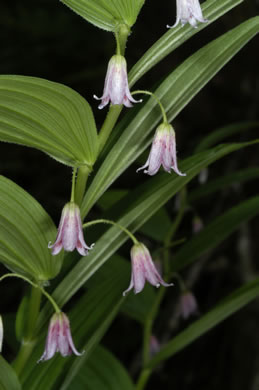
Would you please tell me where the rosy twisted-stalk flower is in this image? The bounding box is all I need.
[167,0,208,28]
[94,54,142,109]
[137,122,186,176]
[123,243,173,295]
[48,202,94,256]
[179,291,198,319]
[149,335,161,357]
[38,312,82,362]
[0,315,3,353]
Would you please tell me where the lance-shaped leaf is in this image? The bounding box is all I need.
[0,75,98,167]
[81,17,259,218]
[0,356,21,390]
[0,176,63,281]
[67,346,134,390]
[147,277,259,369]
[171,196,259,272]
[61,0,145,32]
[48,141,258,309]
[129,0,244,86]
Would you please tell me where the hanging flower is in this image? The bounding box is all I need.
[167,0,208,29]
[38,312,82,362]
[48,202,94,256]
[179,291,198,319]
[149,335,161,357]
[137,123,186,176]
[94,54,142,109]
[123,243,173,295]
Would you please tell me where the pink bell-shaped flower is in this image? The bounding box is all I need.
[38,312,82,362]
[94,54,142,109]
[137,123,186,176]
[179,291,198,319]
[167,0,208,28]
[48,202,94,256]
[123,243,173,295]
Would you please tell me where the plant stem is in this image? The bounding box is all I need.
[131,90,167,124]
[24,286,42,339]
[116,24,130,56]
[83,218,138,245]
[142,287,166,366]
[12,286,42,376]
[135,369,152,390]
[74,165,91,206]
[98,105,123,154]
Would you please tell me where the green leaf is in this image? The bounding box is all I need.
[195,121,259,153]
[0,356,21,390]
[171,196,259,272]
[81,17,259,218]
[129,0,244,86]
[68,346,134,390]
[15,296,29,342]
[0,75,98,167]
[147,277,259,368]
[50,141,258,309]
[97,189,128,210]
[140,208,172,242]
[189,167,259,203]
[22,141,258,388]
[0,176,63,281]
[61,0,145,32]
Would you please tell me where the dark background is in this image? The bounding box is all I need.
[0,1,259,389]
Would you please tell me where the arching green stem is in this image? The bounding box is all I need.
[132,90,168,124]
[0,273,60,313]
[83,218,138,245]
[0,273,61,376]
